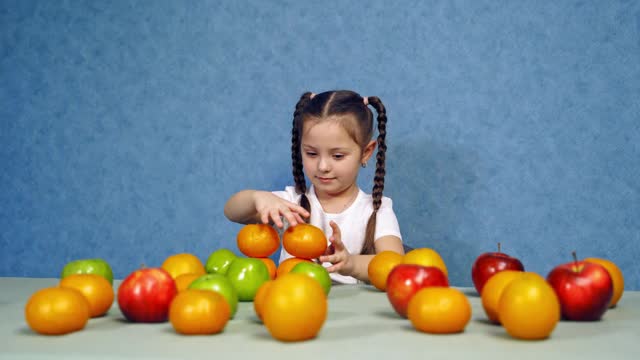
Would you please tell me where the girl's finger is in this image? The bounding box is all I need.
[282,210,298,227]
[270,209,283,228]
[293,213,305,225]
[260,211,270,225]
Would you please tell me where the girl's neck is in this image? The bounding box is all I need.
[313,184,360,214]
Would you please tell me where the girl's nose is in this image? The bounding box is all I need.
[318,157,330,172]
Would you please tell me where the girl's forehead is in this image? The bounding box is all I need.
[302,120,360,147]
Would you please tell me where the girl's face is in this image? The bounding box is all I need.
[301,117,375,198]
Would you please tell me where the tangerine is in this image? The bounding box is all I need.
[402,248,448,277]
[25,287,90,335]
[59,274,114,318]
[262,273,327,342]
[276,257,313,278]
[175,273,201,292]
[282,223,327,259]
[161,253,206,279]
[253,280,274,321]
[256,257,277,279]
[368,251,403,291]
[237,224,280,258]
[584,257,624,308]
[169,289,231,335]
[480,270,524,323]
[498,272,560,340]
[407,287,471,334]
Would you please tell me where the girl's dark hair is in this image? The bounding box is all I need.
[291,90,388,255]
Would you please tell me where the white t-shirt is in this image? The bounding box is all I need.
[273,185,402,284]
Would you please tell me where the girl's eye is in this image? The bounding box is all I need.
[333,154,344,160]
[305,151,317,157]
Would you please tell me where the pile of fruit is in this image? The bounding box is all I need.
[368,244,624,340]
[24,225,625,343]
[24,223,332,341]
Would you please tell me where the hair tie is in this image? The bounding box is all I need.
[363,96,369,105]
[310,92,316,99]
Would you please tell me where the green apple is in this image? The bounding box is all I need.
[205,248,237,275]
[290,262,332,295]
[61,258,114,285]
[188,274,239,317]
[226,257,270,302]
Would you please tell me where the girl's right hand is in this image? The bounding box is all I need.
[253,191,309,228]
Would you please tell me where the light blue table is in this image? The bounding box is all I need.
[1,277,638,360]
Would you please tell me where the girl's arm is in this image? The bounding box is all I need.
[224,190,309,228]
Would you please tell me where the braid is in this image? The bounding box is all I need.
[361,96,387,255]
[291,92,313,218]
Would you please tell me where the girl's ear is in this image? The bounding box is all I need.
[361,140,377,163]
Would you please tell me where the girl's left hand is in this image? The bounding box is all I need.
[318,221,353,276]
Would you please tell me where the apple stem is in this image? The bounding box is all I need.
[498,242,501,252]
[572,251,578,267]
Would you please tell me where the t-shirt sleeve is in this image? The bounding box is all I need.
[272,186,298,202]
[374,197,402,241]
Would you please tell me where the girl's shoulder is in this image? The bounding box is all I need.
[356,190,395,210]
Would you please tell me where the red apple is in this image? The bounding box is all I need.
[117,267,177,323]
[472,243,524,295]
[546,252,613,321]
[386,264,449,318]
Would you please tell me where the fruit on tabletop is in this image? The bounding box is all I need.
[189,273,239,318]
[169,289,231,335]
[584,257,624,308]
[472,243,525,295]
[402,248,448,277]
[386,264,449,318]
[175,273,202,292]
[368,250,404,291]
[283,223,328,259]
[256,257,277,280]
[61,258,114,286]
[262,273,328,342]
[546,252,613,321]
[205,248,237,275]
[290,261,332,295]
[117,267,177,323]
[408,287,471,334]
[237,224,280,258]
[25,287,90,335]
[226,257,271,301]
[276,257,314,278]
[480,270,524,324]
[498,272,560,340]
[253,280,274,321]
[161,253,206,279]
[59,274,114,318]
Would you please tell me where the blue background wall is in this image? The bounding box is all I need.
[2,1,639,289]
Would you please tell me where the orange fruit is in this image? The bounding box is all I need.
[402,248,448,277]
[169,289,231,335]
[59,274,114,318]
[25,287,90,335]
[175,273,201,292]
[262,273,327,342]
[481,270,525,323]
[498,272,560,340]
[161,253,206,279]
[368,251,403,291]
[253,280,274,321]
[256,257,277,279]
[584,257,624,308]
[237,224,280,258]
[407,287,471,334]
[276,257,313,278]
[282,223,327,259]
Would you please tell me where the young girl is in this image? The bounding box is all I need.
[224,90,404,284]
